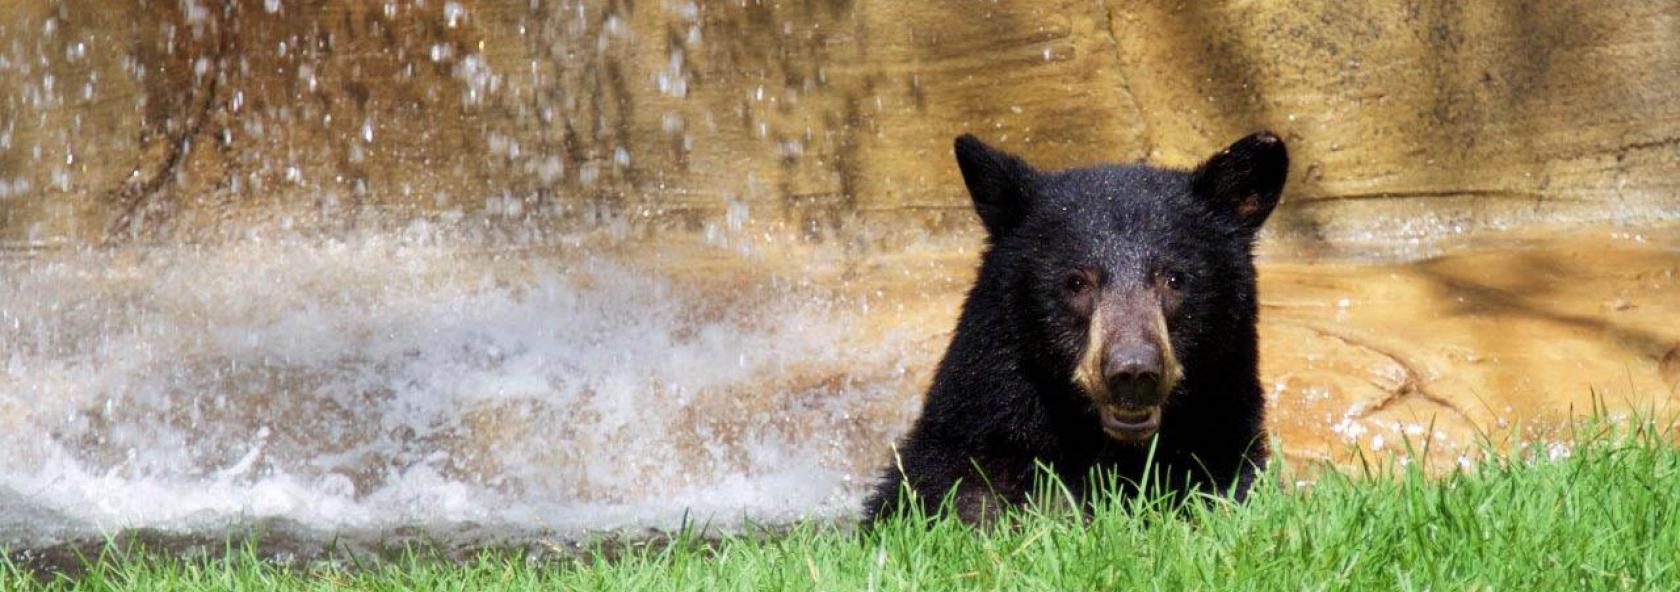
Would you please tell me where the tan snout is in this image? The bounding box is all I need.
[1072,292,1183,442]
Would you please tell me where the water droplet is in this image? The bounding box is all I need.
[444,2,466,28]
[536,156,563,183]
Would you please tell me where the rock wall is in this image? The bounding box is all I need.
[2,0,1676,248]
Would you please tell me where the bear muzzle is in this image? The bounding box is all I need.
[1097,346,1165,441]
[1073,295,1183,443]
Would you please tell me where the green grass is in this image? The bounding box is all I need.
[6,419,1678,591]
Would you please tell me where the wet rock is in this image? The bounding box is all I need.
[1,1,1676,248]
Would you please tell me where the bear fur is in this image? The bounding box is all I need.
[862,132,1288,524]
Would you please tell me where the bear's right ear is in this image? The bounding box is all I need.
[954,134,1033,236]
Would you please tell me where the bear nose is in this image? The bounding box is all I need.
[1105,346,1162,406]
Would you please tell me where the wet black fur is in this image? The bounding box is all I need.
[862,133,1287,524]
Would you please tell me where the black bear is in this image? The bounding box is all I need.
[862,132,1287,524]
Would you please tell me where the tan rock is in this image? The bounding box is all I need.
[2,0,1673,248]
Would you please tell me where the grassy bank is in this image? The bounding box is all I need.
[6,421,1678,591]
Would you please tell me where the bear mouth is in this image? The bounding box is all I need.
[1099,405,1161,442]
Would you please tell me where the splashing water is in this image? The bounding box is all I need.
[0,234,925,550]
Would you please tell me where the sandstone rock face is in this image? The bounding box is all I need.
[2,0,1675,247]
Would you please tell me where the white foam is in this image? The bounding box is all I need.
[0,235,916,548]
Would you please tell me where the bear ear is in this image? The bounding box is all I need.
[1191,131,1288,231]
[954,134,1034,236]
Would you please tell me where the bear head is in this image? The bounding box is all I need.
[953,132,1287,443]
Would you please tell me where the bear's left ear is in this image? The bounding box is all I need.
[1191,131,1288,231]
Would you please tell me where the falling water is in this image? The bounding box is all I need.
[0,0,969,554]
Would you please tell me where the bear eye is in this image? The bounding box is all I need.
[1163,270,1185,291]
[1063,272,1092,295]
